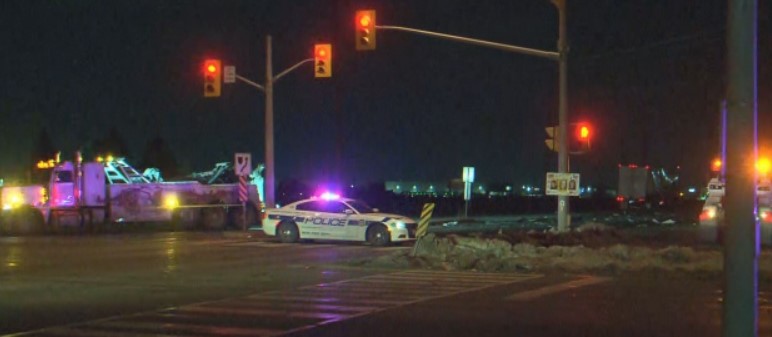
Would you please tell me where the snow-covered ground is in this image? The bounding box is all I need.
[348,225,772,282]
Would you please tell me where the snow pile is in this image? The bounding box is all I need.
[358,232,739,274]
[411,234,724,273]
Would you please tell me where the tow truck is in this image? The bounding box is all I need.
[0,155,262,235]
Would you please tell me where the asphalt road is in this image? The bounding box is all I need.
[2,231,772,337]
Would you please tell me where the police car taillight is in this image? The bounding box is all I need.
[761,210,772,222]
[700,208,717,221]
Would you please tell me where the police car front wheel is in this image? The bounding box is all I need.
[278,222,300,243]
[366,224,390,247]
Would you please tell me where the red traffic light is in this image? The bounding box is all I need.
[355,10,376,50]
[711,158,722,172]
[203,59,222,97]
[580,126,589,139]
[359,14,372,28]
[314,44,332,78]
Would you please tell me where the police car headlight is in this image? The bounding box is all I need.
[392,221,406,229]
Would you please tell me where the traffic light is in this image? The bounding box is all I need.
[355,10,376,50]
[711,158,722,172]
[569,122,592,154]
[757,157,771,176]
[545,126,559,152]
[314,44,332,78]
[203,59,222,97]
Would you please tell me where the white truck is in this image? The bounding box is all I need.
[617,165,651,209]
[0,157,262,235]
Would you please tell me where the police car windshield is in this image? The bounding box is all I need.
[346,200,375,213]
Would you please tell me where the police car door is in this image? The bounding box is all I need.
[317,201,351,240]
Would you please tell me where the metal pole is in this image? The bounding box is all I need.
[723,0,758,335]
[553,0,570,232]
[265,35,276,208]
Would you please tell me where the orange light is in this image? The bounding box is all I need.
[317,48,327,58]
[757,157,771,175]
[359,14,371,27]
[711,158,722,172]
[580,126,590,139]
[207,64,217,73]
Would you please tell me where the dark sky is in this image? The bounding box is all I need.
[0,0,769,188]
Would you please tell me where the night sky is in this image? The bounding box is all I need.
[0,0,769,189]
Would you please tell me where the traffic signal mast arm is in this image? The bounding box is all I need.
[374,25,559,61]
[233,58,315,93]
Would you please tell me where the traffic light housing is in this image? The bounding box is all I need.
[314,44,332,78]
[545,126,559,152]
[570,123,592,154]
[355,10,376,50]
[203,59,222,97]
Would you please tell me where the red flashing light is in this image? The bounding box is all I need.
[207,64,217,73]
[579,126,590,139]
[628,164,638,168]
[359,14,371,28]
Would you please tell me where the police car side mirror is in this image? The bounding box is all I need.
[344,209,354,215]
[372,208,379,213]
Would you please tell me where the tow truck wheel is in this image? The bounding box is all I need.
[11,207,46,236]
[277,221,299,243]
[200,207,227,231]
[366,223,391,247]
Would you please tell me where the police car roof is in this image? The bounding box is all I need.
[284,197,356,207]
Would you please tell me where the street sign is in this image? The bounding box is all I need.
[224,66,236,84]
[234,153,252,176]
[545,172,580,196]
[462,167,475,183]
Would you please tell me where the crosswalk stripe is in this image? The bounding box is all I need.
[21,270,541,337]
[80,320,282,336]
[246,293,407,306]
[30,327,190,337]
[202,299,377,313]
[174,305,345,321]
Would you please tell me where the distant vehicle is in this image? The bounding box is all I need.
[262,193,417,246]
[699,177,772,243]
[0,157,261,235]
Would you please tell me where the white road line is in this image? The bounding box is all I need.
[202,299,378,313]
[506,276,610,301]
[173,306,345,321]
[246,294,407,306]
[31,327,193,337]
[88,320,282,336]
[16,270,541,337]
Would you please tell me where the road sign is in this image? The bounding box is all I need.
[462,167,475,183]
[545,172,580,196]
[224,66,236,84]
[234,153,252,176]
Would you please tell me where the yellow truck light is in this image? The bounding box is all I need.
[163,194,180,209]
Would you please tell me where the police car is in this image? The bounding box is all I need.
[262,193,417,246]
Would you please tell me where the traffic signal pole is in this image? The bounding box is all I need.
[232,35,313,208]
[265,36,275,210]
[372,1,571,231]
[554,0,570,232]
[723,0,758,335]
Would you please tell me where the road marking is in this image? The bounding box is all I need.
[506,275,610,301]
[14,270,540,337]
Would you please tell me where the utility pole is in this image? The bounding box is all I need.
[723,0,758,335]
[264,36,275,209]
[553,0,570,232]
[233,35,314,208]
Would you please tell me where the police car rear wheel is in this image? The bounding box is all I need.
[278,222,300,243]
[366,224,390,247]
